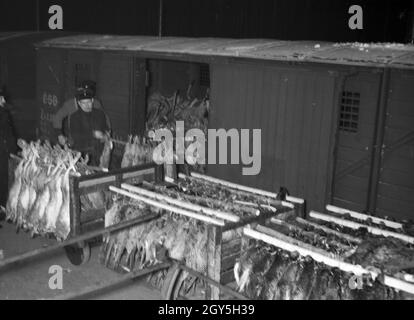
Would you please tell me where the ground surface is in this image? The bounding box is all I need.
[0,219,163,300]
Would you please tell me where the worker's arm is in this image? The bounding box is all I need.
[93,98,111,130]
[58,116,72,146]
[92,109,110,140]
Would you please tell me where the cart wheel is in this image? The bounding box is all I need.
[161,263,182,300]
[64,242,91,266]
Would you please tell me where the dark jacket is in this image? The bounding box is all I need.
[62,108,109,166]
[0,106,17,206]
[53,97,109,129]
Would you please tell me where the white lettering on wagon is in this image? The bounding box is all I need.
[40,109,54,122]
[42,92,59,107]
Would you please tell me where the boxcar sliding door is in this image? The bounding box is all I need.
[98,53,147,167]
[332,71,381,212]
[373,69,414,220]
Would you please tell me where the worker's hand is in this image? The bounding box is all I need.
[93,130,104,140]
[58,135,67,146]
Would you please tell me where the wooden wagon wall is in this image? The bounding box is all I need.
[375,69,414,220]
[35,41,414,220]
[0,32,75,142]
[330,68,414,221]
[207,62,337,212]
[36,48,66,140]
[332,71,382,213]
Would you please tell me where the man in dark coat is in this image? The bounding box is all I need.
[0,88,17,211]
[53,80,110,143]
[61,88,109,166]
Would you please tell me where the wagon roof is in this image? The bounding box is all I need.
[0,31,41,42]
[0,31,79,43]
[36,34,414,70]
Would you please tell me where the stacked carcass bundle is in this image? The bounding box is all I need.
[235,208,414,300]
[235,243,402,300]
[6,140,85,240]
[310,221,414,276]
[6,138,111,240]
[101,195,209,295]
[146,91,209,134]
[306,207,414,277]
[120,136,157,168]
[144,91,210,173]
[174,174,292,216]
[142,182,259,220]
[178,175,270,204]
[101,174,294,296]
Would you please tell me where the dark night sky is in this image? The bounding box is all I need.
[0,0,413,42]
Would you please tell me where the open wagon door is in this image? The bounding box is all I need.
[97,54,147,168]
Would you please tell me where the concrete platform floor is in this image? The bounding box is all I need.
[0,219,163,300]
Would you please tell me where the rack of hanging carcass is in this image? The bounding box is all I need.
[1,152,174,295]
[5,147,164,265]
[236,203,414,300]
[7,143,414,299]
[2,148,305,300]
[99,171,304,300]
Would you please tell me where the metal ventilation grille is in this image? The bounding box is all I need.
[199,64,210,87]
[339,91,360,133]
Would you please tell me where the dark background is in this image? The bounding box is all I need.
[1,0,413,43]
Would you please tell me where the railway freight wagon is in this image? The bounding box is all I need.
[34,35,414,221]
[0,31,75,141]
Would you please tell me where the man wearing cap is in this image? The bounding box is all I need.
[0,88,17,212]
[53,80,110,143]
[60,88,109,166]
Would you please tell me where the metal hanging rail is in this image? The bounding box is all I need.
[0,212,161,272]
[243,226,414,295]
[50,262,172,300]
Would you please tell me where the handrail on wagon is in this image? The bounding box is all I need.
[76,162,162,183]
[48,260,248,300]
[177,262,249,300]
[50,261,172,300]
[243,226,414,296]
[181,172,305,205]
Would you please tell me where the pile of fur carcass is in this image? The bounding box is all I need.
[5,139,104,241]
[101,195,209,295]
[100,174,270,296]
[117,90,210,171]
[144,90,210,173]
[235,213,414,300]
[146,90,209,134]
[235,244,406,300]
[120,136,157,168]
